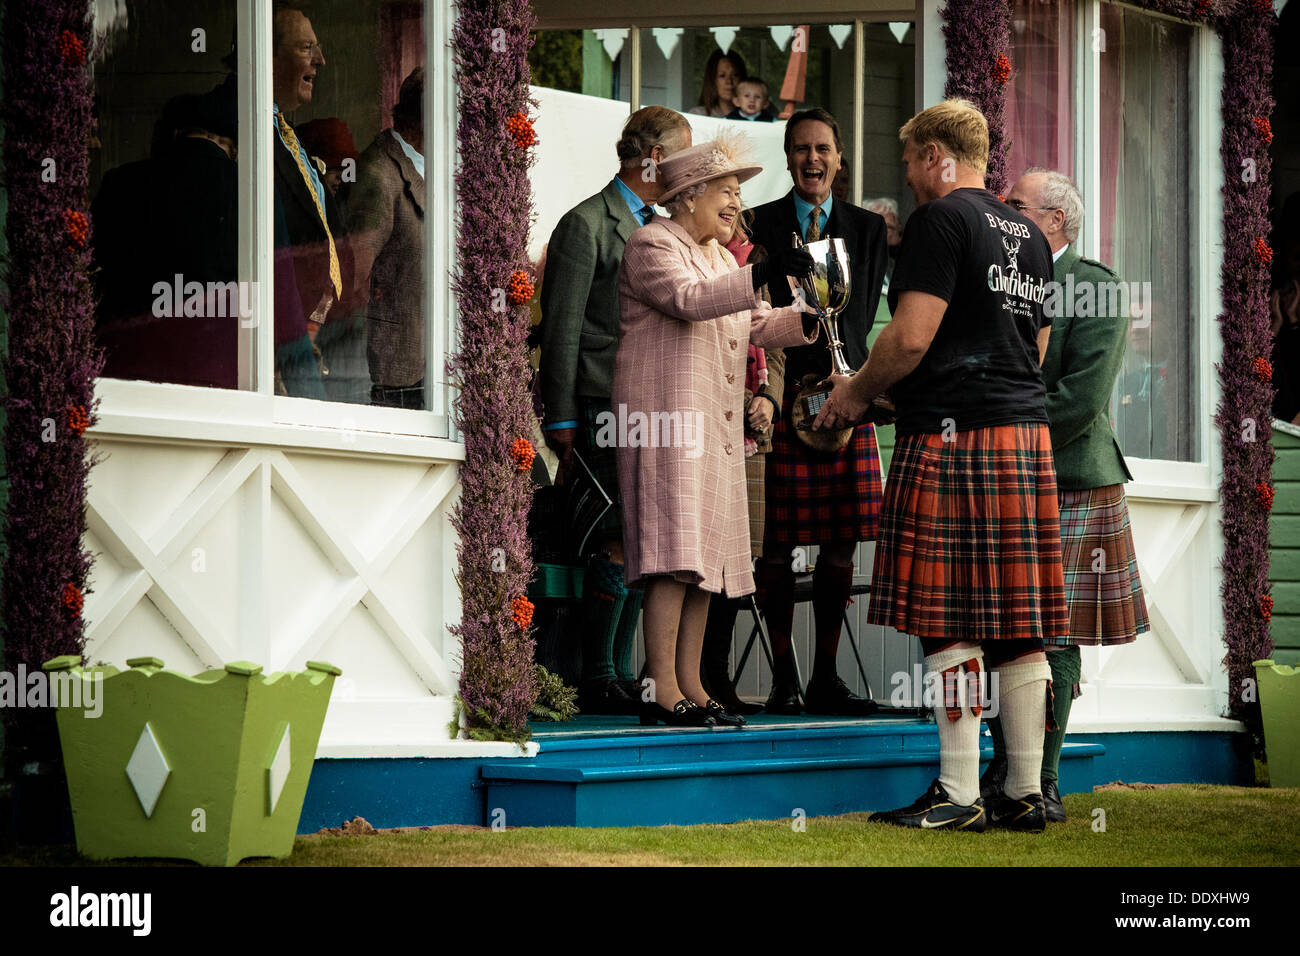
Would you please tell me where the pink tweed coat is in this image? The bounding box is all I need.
[613,218,815,596]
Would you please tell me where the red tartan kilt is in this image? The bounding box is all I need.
[868,423,1069,642]
[763,387,882,546]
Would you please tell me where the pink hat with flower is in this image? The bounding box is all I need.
[657,131,762,204]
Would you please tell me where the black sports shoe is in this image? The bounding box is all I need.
[979,755,1007,803]
[1041,778,1066,822]
[869,779,986,832]
[986,792,1047,832]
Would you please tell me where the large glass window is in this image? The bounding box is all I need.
[1006,0,1200,465]
[92,1,434,413]
[1100,4,1197,463]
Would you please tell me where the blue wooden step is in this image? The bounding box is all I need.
[481,718,1104,827]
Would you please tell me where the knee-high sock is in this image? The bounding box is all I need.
[811,561,853,680]
[924,644,985,807]
[1042,646,1081,782]
[994,658,1053,800]
[612,586,644,682]
[757,559,795,660]
[580,554,626,683]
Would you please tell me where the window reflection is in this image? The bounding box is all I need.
[91,0,431,409]
[91,2,241,390]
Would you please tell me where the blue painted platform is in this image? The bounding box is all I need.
[480,714,1101,828]
[297,715,1250,831]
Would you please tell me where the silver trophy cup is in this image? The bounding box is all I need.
[788,236,854,378]
[785,234,895,446]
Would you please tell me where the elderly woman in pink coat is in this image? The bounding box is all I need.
[613,132,818,728]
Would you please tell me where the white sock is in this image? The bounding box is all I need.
[924,645,984,807]
[994,658,1053,801]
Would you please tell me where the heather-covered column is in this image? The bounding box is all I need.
[448,0,541,741]
[1,0,100,831]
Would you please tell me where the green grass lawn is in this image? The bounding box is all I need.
[4,785,1298,867]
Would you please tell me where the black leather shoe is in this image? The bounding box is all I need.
[980,755,1007,803]
[577,678,638,716]
[639,698,718,727]
[701,665,763,716]
[763,677,802,715]
[986,791,1046,832]
[803,674,878,716]
[1041,778,1066,822]
[702,698,745,727]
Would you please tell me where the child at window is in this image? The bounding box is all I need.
[727,78,775,122]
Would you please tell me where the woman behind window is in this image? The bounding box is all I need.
[690,49,748,118]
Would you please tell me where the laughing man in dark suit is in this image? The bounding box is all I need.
[748,108,889,716]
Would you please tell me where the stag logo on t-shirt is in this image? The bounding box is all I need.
[1002,234,1022,272]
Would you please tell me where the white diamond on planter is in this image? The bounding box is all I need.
[125,722,171,818]
[267,723,292,815]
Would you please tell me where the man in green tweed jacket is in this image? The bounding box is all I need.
[539,107,692,714]
[983,168,1150,823]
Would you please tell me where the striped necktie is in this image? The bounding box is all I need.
[807,206,822,242]
[275,112,342,298]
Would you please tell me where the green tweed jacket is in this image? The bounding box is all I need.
[1041,245,1134,490]
[539,179,641,426]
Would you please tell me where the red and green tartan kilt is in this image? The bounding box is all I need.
[763,387,882,546]
[1052,484,1150,646]
[868,422,1069,642]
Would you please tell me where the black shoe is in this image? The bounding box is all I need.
[701,665,763,716]
[639,698,718,728]
[701,698,746,727]
[986,791,1046,832]
[869,779,986,832]
[577,678,638,716]
[803,673,878,716]
[763,676,802,715]
[1041,778,1066,822]
[979,755,1007,803]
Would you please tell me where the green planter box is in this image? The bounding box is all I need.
[43,655,340,866]
[1253,659,1300,788]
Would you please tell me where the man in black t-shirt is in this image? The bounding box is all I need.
[815,99,1069,833]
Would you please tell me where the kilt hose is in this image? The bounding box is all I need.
[578,397,623,539]
[764,385,882,546]
[1052,484,1149,647]
[868,422,1069,643]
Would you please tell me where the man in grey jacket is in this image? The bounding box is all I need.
[349,68,426,408]
[540,106,691,713]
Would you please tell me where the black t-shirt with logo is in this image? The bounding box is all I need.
[887,187,1054,436]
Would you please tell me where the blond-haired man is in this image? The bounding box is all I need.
[817,99,1068,832]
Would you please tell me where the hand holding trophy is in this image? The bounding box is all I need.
[787,234,895,452]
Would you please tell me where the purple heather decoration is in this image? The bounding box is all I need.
[943,0,1276,718]
[1,0,101,758]
[1212,0,1276,713]
[941,0,1012,196]
[448,0,540,742]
